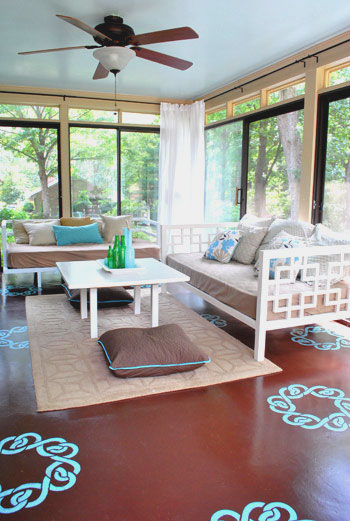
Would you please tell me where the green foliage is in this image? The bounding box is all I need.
[22,201,34,213]
[0,174,23,204]
[234,98,260,115]
[207,109,227,124]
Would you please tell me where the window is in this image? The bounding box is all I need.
[69,108,119,123]
[268,82,305,105]
[328,64,350,87]
[122,112,160,125]
[121,131,160,220]
[205,121,243,222]
[314,87,350,232]
[0,104,58,120]
[247,103,304,220]
[0,122,60,221]
[70,126,118,217]
[206,109,227,124]
[69,125,160,220]
[233,97,260,115]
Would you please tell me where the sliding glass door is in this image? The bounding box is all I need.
[314,88,350,232]
[205,121,243,222]
[246,103,304,220]
[69,125,160,219]
[70,126,118,217]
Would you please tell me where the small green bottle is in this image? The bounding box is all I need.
[107,246,113,268]
[118,235,126,269]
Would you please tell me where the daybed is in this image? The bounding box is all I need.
[160,218,350,361]
[1,217,160,288]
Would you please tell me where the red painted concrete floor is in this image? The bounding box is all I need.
[0,273,349,521]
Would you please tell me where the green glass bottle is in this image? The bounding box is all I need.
[112,235,119,269]
[118,235,126,269]
[107,246,113,269]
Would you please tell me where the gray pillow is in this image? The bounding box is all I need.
[233,226,268,264]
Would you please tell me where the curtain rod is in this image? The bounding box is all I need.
[0,90,161,106]
[204,38,350,103]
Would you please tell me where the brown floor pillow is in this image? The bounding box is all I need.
[98,323,210,378]
[62,284,133,309]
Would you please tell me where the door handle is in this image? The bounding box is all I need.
[235,187,242,205]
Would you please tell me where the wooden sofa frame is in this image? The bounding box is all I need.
[160,222,350,361]
[1,217,160,289]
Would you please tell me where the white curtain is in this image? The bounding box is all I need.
[158,100,205,224]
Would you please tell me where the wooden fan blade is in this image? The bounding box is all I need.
[129,26,198,46]
[93,62,109,80]
[131,47,193,70]
[56,14,112,41]
[18,45,91,55]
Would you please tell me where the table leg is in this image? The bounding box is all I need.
[80,288,88,319]
[90,288,98,338]
[151,284,159,327]
[134,286,141,315]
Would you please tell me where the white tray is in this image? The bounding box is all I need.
[96,258,144,273]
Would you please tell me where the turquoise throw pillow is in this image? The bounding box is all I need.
[53,223,103,246]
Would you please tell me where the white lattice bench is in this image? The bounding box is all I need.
[160,223,350,362]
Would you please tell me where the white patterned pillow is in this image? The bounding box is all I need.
[205,230,242,263]
[306,224,350,285]
[254,231,306,281]
[237,213,275,229]
[254,218,315,262]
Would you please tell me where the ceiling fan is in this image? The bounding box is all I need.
[18,14,199,79]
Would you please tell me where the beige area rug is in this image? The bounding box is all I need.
[26,293,281,412]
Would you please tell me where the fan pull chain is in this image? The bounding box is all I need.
[114,73,117,115]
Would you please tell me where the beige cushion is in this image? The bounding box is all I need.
[60,217,92,227]
[12,219,58,244]
[23,220,60,246]
[101,214,132,243]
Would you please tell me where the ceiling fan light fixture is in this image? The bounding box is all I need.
[93,46,136,71]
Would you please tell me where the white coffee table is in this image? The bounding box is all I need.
[56,258,190,338]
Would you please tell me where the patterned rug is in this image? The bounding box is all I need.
[26,293,281,412]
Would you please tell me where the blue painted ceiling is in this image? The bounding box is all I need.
[0,0,349,99]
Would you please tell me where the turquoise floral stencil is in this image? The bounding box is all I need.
[290,325,350,351]
[0,432,81,514]
[0,326,29,350]
[267,384,350,431]
[200,314,227,328]
[0,285,38,297]
[211,501,315,520]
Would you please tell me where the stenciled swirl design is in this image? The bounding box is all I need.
[0,432,81,514]
[0,326,29,350]
[0,284,38,297]
[290,325,350,351]
[267,384,350,431]
[200,313,227,328]
[211,500,315,520]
